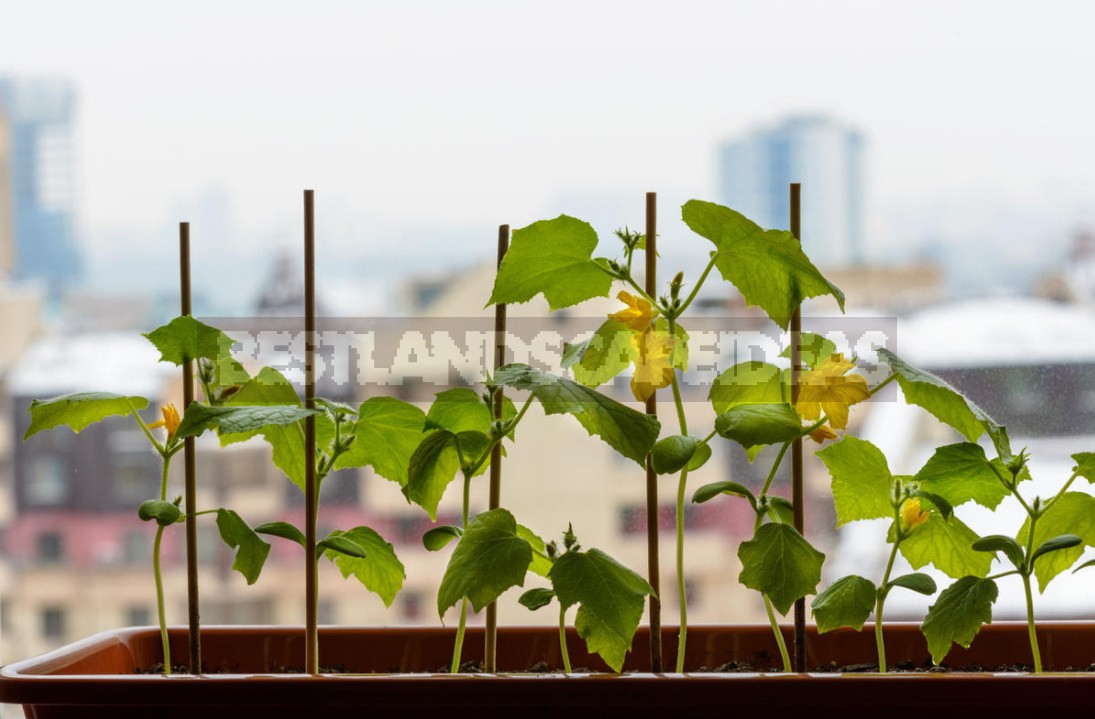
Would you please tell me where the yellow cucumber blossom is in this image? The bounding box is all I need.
[608,291,656,332]
[630,328,676,402]
[899,497,930,532]
[795,353,870,430]
[148,403,181,442]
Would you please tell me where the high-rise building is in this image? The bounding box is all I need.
[0,78,82,287]
[0,109,13,277]
[718,115,865,267]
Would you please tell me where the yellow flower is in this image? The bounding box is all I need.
[148,403,181,441]
[808,424,839,444]
[795,353,870,430]
[608,291,656,332]
[899,497,930,532]
[630,328,675,402]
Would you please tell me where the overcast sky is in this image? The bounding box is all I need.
[3,0,1095,261]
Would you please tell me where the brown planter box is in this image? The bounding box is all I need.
[1,623,1092,718]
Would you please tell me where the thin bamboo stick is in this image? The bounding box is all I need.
[789,183,806,673]
[180,222,201,673]
[303,190,318,674]
[484,224,510,673]
[644,191,662,673]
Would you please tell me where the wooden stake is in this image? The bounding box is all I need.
[484,224,509,673]
[303,190,318,675]
[790,183,806,673]
[180,222,201,673]
[644,191,663,673]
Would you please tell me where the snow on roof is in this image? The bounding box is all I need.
[7,332,173,399]
[898,297,1095,368]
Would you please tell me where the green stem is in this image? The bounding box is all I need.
[450,597,469,674]
[153,525,170,675]
[673,254,719,317]
[558,604,572,674]
[867,373,897,398]
[1021,510,1042,673]
[450,470,473,675]
[875,529,902,674]
[763,595,792,673]
[674,465,689,673]
[159,454,171,501]
[1042,472,1079,513]
[1022,573,1043,673]
[130,403,166,457]
[760,442,792,498]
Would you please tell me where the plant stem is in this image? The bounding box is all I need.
[1021,510,1043,673]
[874,532,901,674]
[674,465,689,673]
[762,595,792,672]
[130,403,165,456]
[449,597,469,674]
[760,442,791,498]
[558,604,572,674]
[867,373,896,398]
[153,524,170,675]
[1022,573,1043,673]
[666,321,692,673]
[450,470,473,674]
[673,254,719,317]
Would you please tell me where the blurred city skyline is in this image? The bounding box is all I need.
[2,1,1095,312]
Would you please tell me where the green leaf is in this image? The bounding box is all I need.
[325,527,405,607]
[780,332,838,370]
[912,443,1010,510]
[561,339,588,369]
[650,435,699,475]
[453,430,493,472]
[221,368,310,490]
[519,587,556,611]
[1031,534,1083,563]
[691,480,756,509]
[437,508,533,615]
[765,496,795,524]
[900,513,992,580]
[550,548,653,672]
[815,436,893,526]
[404,431,461,520]
[909,489,953,521]
[972,535,1026,570]
[715,404,803,448]
[489,215,612,310]
[811,575,877,633]
[215,509,272,585]
[25,392,149,439]
[1073,558,1095,574]
[1072,452,1095,483]
[681,200,844,328]
[494,364,660,465]
[887,572,938,596]
[138,499,181,527]
[877,349,995,444]
[422,525,462,551]
[709,361,785,414]
[516,524,553,578]
[175,403,316,440]
[921,576,998,665]
[317,533,368,559]
[738,523,825,615]
[333,397,426,482]
[425,388,493,434]
[143,315,234,365]
[254,520,305,547]
[1017,492,1095,591]
[687,443,712,471]
[569,320,636,387]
